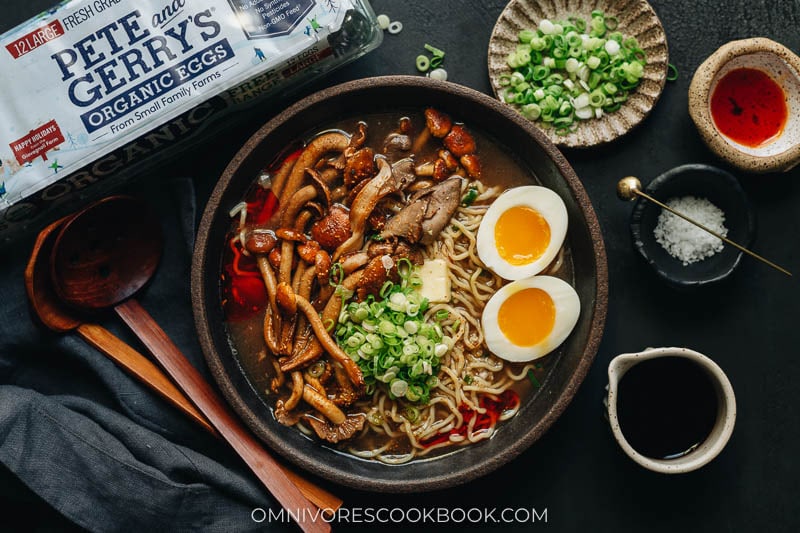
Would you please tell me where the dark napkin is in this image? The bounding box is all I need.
[0,178,294,532]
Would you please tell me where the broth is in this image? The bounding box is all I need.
[222,109,574,462]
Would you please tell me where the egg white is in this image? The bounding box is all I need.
[482,276,580,362]
[476,185,568,280]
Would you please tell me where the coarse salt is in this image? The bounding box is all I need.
[653,196,728,265]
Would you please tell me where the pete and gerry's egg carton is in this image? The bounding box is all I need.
[0,0,382,244]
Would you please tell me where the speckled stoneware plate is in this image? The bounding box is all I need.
[488,0,669,148]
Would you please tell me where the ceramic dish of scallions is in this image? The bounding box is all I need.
[488,0,669,148]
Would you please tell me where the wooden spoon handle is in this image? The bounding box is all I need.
[77,323,217,435]
[114,298,329,533]
[76,323,341,512]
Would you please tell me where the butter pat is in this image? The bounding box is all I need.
[417,258,451,303]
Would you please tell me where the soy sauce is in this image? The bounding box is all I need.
[616,357,718,460]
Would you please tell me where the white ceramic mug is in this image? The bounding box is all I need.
[605,347,736,474]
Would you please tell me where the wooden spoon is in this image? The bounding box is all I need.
[49,196,330,533]
[27,213,340,513]
[25,217,216,434]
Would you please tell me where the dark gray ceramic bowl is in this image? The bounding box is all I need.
[630,163,755,288]
[191,76,608,492]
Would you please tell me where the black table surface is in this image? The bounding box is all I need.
[2,0,799,531]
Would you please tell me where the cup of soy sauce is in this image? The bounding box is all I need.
[605,347,736,473]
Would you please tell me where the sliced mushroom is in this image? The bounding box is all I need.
[343,147,377,188]
[459,153,482,179]
[284,371,305,411]
[310,204,352,252]
[380,177,463,245]
[390,158,418,191]
[243,228,277,255]
[275,399,302,426]
[280,270,363,373]
[443,124,476,157]
[383,132,412,160]
[425,108,453,138]
[332,158,396,261]
[276,282,297,314]
[302,385,346,425]
[330,363,359,407]
[277,132,350,210]
[306,414,366,443]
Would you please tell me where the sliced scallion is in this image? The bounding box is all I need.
[500,10,647,130]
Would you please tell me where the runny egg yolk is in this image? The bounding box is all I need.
[494,205,551,266]
[497,288,556,346]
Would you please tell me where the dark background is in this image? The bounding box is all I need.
[2,0,799,531]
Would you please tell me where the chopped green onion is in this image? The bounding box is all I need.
[499,10,647,129]
[334,263,446,405]
[667,63,679,81]
[403,405,420,422]
[417,44,446,77]
[528,369,541,388]
[376,14,390,30]
[519,29,537,43]
[308,361,326,378]
[424,43,445,58]
[428,68,448,81]
[461,187,479,206]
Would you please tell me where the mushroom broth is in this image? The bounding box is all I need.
[222,109,574,461]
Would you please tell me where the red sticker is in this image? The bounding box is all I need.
[5,20,64,59]
[10,120,66,164]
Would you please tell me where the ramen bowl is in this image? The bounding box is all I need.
[191,76,608,492]
[688,38,800,173]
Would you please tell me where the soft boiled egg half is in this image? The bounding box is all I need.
[476,185,568,280]
[482,276,580,362]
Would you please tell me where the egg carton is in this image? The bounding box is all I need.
[0,0,382,245]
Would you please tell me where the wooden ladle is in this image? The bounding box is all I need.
[25,216,215,434]
[27,210,340,513]
[49,196,330,533]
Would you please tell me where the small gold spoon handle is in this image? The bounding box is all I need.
[617,177,792,277]
[637,189,792,277]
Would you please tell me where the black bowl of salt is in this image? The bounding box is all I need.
[630,163,755,289]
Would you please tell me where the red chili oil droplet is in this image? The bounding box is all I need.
[221,147,306,321]
[710,67,788,147]
[421,390,520,448]
[245,186,280,226]
[221,236,266,322]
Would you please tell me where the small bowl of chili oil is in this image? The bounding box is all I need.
[689,38,800,173]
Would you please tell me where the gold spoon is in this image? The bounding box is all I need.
[617,176,792,277]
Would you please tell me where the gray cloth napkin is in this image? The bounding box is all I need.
[0,178,294,532]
